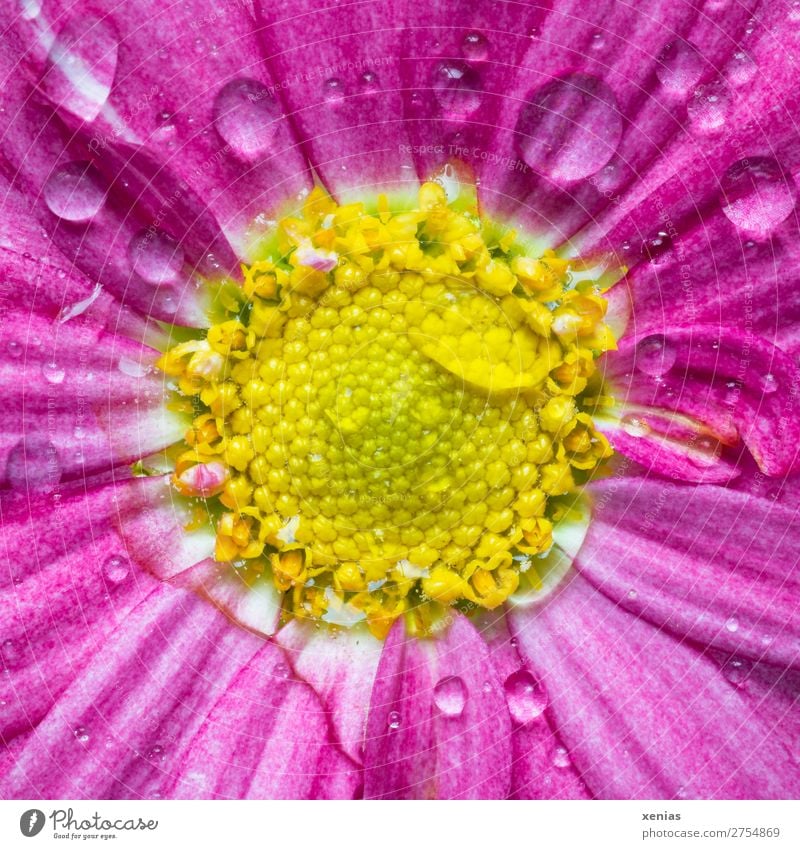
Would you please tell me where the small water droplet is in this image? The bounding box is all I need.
[74,726,89,742]
[590,31,605,50]
[433,675,467,717]
[274,662,290,679]
[7,340,22,359]
[722,657,751,688]
[504,669,548,724]
[688,79,732,134]
[146,744,165,763]
[103,555,130,583]
[323,78,346,103]
[620,415,651,438]
[727,50,757,86]
[432,61,483,119]
[635,334,677,377]
[42,361,65,384]
[553,745,571,768]
[760,373,778,394]
[360,71,379,91]
[387,710,401,730]
[656,39,703,95]
[627,588,638,601]
[725,617,739,633]
[641,230,673,264]
[461,31,489,61]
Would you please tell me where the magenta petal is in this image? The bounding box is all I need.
[0,479,157,741]
[363,615,511,799]
[1,584,265,798]
[510,573,798,799]
[579,476,800,669]
[256,0,416,199]
[602,325,800,480]
[170,641,359,799]
[481,614,590,800]
[277,621,382,763]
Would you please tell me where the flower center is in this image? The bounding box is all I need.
[158,181,614,638]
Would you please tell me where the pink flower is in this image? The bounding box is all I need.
[1,0,799,801]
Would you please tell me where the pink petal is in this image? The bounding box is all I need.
[0,479,158,741]
[169,641,359,799]
[579,476,800,669]
[276,620,382,763]
[510,573,798,799]
[600,325,800,481]
[363,614,511,799]
[256,0,416,199]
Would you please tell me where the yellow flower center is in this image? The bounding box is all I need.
[158,181,615,638]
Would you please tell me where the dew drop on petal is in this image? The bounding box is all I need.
[128,230,184,285]
[726,50,757,86]
[687,79,732,134]
[656,39,703,95]
[73,726,89,742]
[503,669,548,724]
[516,74,622,183]
[725,617,739,633]
[553,745,571,768]
[641,230,673,264]
[42,360,65,384]
[5,436,61,492]
[387,710,401,730]
[433,675,467,717]
[461,31,489,61]
[635,334,677,377]
[44,161,106,222]
[213,78,280,159]
[104,555,130,584]
[432,62,483,118]
[620,415,651,438]
[722,657,751,688]
[118,356,149,378]
[323,77,346,103]
[721,157,797,234]
[7,341,22,359]
[360,71,379,92]
[759,373,778,394]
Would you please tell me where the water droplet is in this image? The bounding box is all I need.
[589,31,606,51]
[722,657,751,688]
[42,361,65,384]
[128,230,184,285]
[7,340,22,359]
[43,161,106,222]
[360,71,379,91]
[74,726,89,742]
[117,356,149,378]
[213,78,280,159]
[627,588,638,601]
[433,675,467,717]
[656,39,703,95]
[759,373,778,394]
[323,78,346,103]
[432,62,482,118]
[516,74,622,182]
[688,79,732,134]
[721,157,797,234]
[461,31,489,61]
[635,334,677,377]
[387,710,401,730]
[274,662,290,679]
[727,50,757,86]
[504,669,548,724]
[641,230,673,264]
[725,617,739,633]
[146,744,165,763]
[621,415,651,438]
[103,554,130,583]
[553,745,571,768]
[5,436,61,492]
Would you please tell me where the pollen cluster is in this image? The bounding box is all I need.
[158,181,614,638]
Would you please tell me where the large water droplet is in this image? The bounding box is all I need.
[721,157,797,234]
[726,50,757,86]
[128,230,184,285]
[433,675,467,717]
[213,78,281,159]
[5,436,62,492]
[635,334,677,377]
[656,40,703,95]
[516,74,622,183]
[432,62,483,117]
[504,669,548,724]
[688,79,732,134]
[44,161,106,222]
[103,554,130,584]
